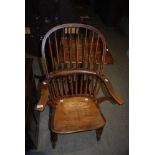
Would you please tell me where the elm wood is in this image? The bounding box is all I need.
[34,70,124,105]
[100,75,124,105]
[62,29,65,61]
[46,69,124,104]
[96,126,104,141]
[54,79,60,98]
[37,80,123,106]
[58,40,112,66]
[68,28,72,68]
[88,32,94,69]
[41,23,107,76]
[50,80,56,100]
[51,97,106,133]
[48,38,54,69]
[93,78,99,98]
[75,28,79,95]
[76,28,79,68]
[100,42,105,74]
[89,75,95,96]
[97,96,115,104]
[35,77,123,148]
[35,76,123,105]
[48,69,97,79]
[35,83,49,112]
[84,74,89,95]
[80,74,84,95]
[83,28,87,68]
[64,77,68,95]
[75,75,78,95]
[68,75,73,95]
[54,32,60,66]
[53,79,59,97]
[104,49,113,64]
[66,28,74,96]
[39,23,124,148]
[59,77,64,97]
[50,131,58,149]
[94,81,101,98]
[59,38,103,64]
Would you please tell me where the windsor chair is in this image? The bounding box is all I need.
[36,23,124,148]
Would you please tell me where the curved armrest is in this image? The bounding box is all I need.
[35,81,49,112]
[100,75,124,105]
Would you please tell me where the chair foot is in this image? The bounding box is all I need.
[96,126,104,141]
[51,131,58,148]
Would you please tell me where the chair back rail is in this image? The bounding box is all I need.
[41,23,107,101]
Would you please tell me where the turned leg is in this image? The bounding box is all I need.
[51,131,58,148]
[96,126,104,141]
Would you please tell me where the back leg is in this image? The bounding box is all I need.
[51,131,58,148]
[96,126,104,141]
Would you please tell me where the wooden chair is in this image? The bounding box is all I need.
[36,23,124,148]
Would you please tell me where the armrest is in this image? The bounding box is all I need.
[100,76,124,105]
[35,81,49,112]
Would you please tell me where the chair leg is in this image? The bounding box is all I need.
[51,131,58,148]
[96,126,104,141]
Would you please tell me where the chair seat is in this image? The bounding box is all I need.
[51,97,106,133]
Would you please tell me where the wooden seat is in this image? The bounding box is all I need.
[36,23,124,148]
[52,97,106,133]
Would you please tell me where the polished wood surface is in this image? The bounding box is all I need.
[58,38,103,64]
[104,50,113,64]
[58,38,113,64]
[35,83,49,112]
[41,23,107,75]
[52,97,106,133]
[36,23,124,148]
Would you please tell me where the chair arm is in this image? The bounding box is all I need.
[35,81,49,112]
[100,76,124,105]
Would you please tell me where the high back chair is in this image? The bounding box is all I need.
[36,23,124,148]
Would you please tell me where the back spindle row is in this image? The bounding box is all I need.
[49,74,102,99]
[45,27,105,73]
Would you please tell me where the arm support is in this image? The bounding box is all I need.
[99,75,124,105]
[35,82,49,112]
[46,69,124,105]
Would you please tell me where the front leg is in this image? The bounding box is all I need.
[51,131,58,148]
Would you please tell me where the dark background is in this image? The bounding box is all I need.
[25,0,129,56]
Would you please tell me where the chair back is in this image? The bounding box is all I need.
[41,23,107,101]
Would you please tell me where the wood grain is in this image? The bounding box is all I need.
[39,23,124,147]
[35,83,49,112]
[51,97,106,133]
